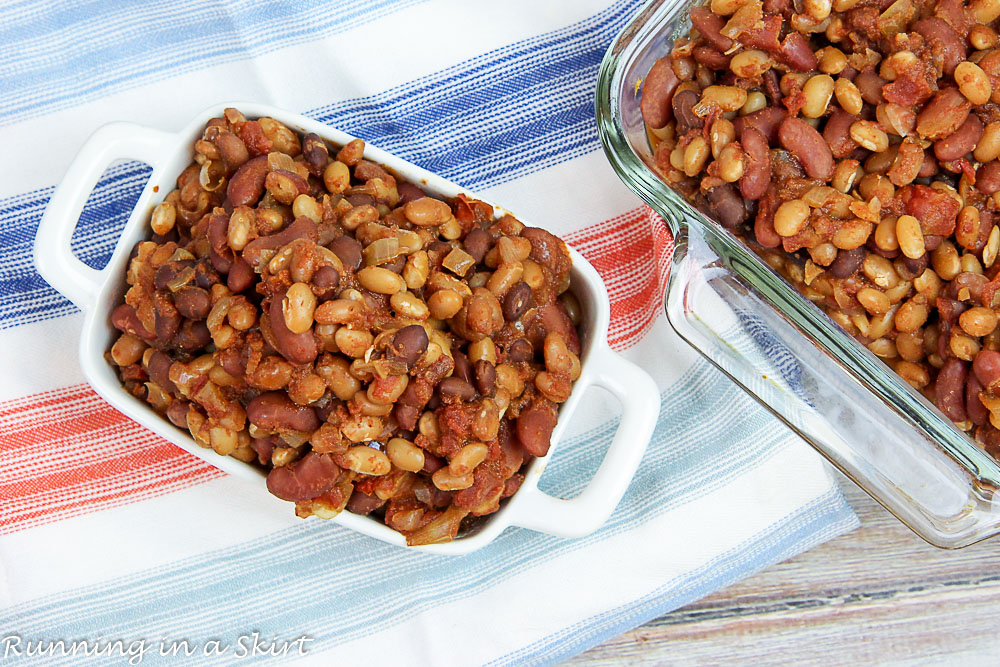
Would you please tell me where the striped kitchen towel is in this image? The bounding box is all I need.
[0,0,859,664]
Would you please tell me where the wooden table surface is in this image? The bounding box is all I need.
[571,475,1000,665]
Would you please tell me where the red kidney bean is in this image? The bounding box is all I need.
[823,110,860,159]
[967,373,989,426]
[248,391,321,432]
[227,257,254,293]
[147,350,177,393]
[194,261,221,290]
[267,290,318,365]
[854,69,886,105]
[739,13,781,52]
[154,295,181,342]
[302,133,329,176]
[913,17,965,76]
[735,107,786,144]
[916,88,971,140]
[778,32,817,72]
[935,357,968,422]
[217,346,246,377]
[779,117,834,180]
[388,324,428,369]
[207,213,233,274]
[918,151,938,178]
[397,182,427,205]
[347,489,385,515]
[934,115,983,161]
[111,303,156,340]
[692,46,731,70]
[672,89,702,134]
[507,338,534,363]
[763,68,782,104]
[707,184,747,228]
[516,398,559,457]
[438,377,478,402]
[166,400,190,428]
[394,403,420,431]
[173,319,211,352]
[754,195,782,248]
[266,452,340,502]
[977,161,1000,194]
[453,351,474,384]
[215,132,249,172]
[689,6,733,52]
[640,57,681,129]
[739,126,771,201]
[153,260,194,291]
[974,350,1000,388]
[239,120,273,157]
[463,228,491,263]
[474,360,496,395]
[830,247,865,278]
[503,281,532,321]
[174,286,211,320]
[327,235,362,271]
[528,302,581,355]
[242,218,318,269]
[226,155,268,207]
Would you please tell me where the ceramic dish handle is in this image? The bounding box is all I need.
[35,121,172,311]
[507,343,659,538]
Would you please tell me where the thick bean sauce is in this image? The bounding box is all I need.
[108,109,582,545]
[643,0,1000,457]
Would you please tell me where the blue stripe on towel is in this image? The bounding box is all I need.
[0,363,853,666]
[0,0,423,127]
[4,0,641,332]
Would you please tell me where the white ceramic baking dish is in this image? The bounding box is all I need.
[34,102,660,555]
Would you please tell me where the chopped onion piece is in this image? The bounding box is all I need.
[443,247,476,276]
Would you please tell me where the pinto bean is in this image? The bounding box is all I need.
[267,290,318,365]
[916,88,971,140]
[935,357,968,422]
[735,107,786,144]
[934,115,983,161]
[640,57,681,129]
[779,117,834,180]
[266,452,339,502]
[248,391,321,433]
[739,126,771,200]
[226,156,268,207]
[516,399,558,457]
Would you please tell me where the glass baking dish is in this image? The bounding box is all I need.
[597,0,1000,548]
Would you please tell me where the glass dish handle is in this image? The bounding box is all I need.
[665,223,1000,548]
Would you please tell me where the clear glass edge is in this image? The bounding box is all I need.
[595,0,1000,532]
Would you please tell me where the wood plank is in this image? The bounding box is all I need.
[570,477,1000,665]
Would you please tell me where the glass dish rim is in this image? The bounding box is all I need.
[594,0,1000,492]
